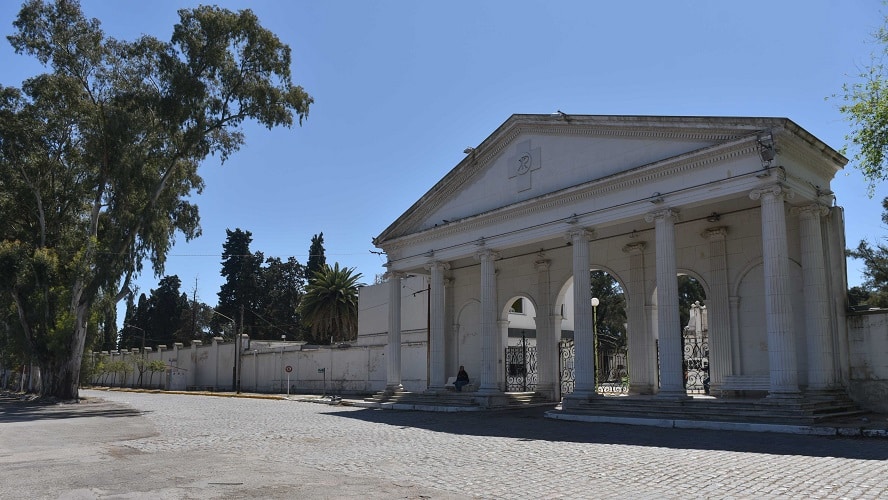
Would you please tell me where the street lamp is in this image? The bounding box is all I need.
[591,297,599,390]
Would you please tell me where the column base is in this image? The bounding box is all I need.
[383,384,403,395]
[766,390,802,401]
[629,382,656,395]
[477,386,502,395]
[656,389,691,400]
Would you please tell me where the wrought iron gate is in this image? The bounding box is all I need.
[505,336,538,392]
[559,339,575,396]
[682,328,709,394]
[558,339,628,396]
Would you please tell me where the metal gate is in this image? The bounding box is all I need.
[505,336,538,392]
[558,339,628,396]
[558,339,575,396]
[682,328,709,394]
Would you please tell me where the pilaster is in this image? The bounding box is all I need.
[623,241,653,394]
[792,203,835,391]
[703,227,731,393]
[534,257,557,399]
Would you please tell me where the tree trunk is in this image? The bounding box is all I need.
[38,301,89,400]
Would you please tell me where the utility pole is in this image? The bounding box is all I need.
[237,304,244,394]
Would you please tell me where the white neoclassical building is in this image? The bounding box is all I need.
[372,114,850,409]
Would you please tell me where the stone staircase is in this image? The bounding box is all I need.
[557,391,868,425]
[361,390,553,411]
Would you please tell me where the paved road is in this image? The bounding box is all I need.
[2,390,887,499]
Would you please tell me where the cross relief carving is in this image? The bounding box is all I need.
[508,140,542,192]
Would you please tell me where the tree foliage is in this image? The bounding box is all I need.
[305,232,326,285]
[835,13,888,194]
[589,270,626,350]
[847,197,888,307]
[217,228,262,336]
[298,263,361,344]
[0,0,311,399]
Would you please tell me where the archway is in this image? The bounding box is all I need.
[555,268,629,396]
[502,295,538,392]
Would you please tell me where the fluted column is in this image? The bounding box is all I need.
[750,184,800,396]
[623,242,652,394]
[645,209,686,398]
[566,229,597,398]
[534,257,557,399]
[793,203,835,391]
[703,227,732,393]
[385,271,404,392]
[426,261,450,391]
[476,249,501,394]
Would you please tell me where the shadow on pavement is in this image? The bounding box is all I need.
[0,394,143,423]
[324,405,888,461]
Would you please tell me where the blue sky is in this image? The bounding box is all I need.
[1,0,885,309]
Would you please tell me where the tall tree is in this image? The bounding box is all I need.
[589,270,627,351]
[305,233,326,285]
[835,13,888,193]
[298,263,361,344]
[254,256,305,340]
[217,228,263,336]
[847,197,888,307]
[0,1,312,398]
[146,275,188,347]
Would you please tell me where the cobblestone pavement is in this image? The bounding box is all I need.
[2,390,887,499]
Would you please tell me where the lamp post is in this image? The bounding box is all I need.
[591,297,599,390]
[124,323,147,388]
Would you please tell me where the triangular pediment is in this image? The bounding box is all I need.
[375,114,825,246]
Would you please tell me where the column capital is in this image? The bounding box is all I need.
[564,228,594,243]
[425,261,451,272]
[644,208,679,223]
[384,270,406,281]
[749,183,793,202]
[622,241,646,255]
[702,226,728,241]
[534,258,551,271]
[790,203,830,219]
[475,249,501,262]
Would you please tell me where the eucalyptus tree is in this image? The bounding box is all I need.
[0,0,312,398]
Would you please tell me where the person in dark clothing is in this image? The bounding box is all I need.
[454,365,470,392]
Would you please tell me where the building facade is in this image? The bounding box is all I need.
[372,114,849,406]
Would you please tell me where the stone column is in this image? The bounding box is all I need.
[793,203,835,391]
[566,229,597,399]
[703,227,732,393]
[551,313,565,398]
[645,209,686,398]
[426,261,450,391]
[534,257,557,399]
[623,241,652,394]
[750,184,800,396]
[385,271,404,392]
[477,249,501,394]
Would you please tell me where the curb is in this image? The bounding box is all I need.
[544,410,888,438]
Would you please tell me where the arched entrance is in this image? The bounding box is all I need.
[557,269,628,397]
[678,274,708,394]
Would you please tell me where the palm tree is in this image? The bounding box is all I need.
[298,263,362,344]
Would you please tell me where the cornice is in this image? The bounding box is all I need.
[377,118,771,244]
[380,134,761,254]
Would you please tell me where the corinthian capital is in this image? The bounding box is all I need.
[644,208,679,224]
[749,183,793,202]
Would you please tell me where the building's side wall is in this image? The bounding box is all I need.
[847,311,888,412]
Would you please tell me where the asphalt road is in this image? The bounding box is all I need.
[1,390,887,499]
